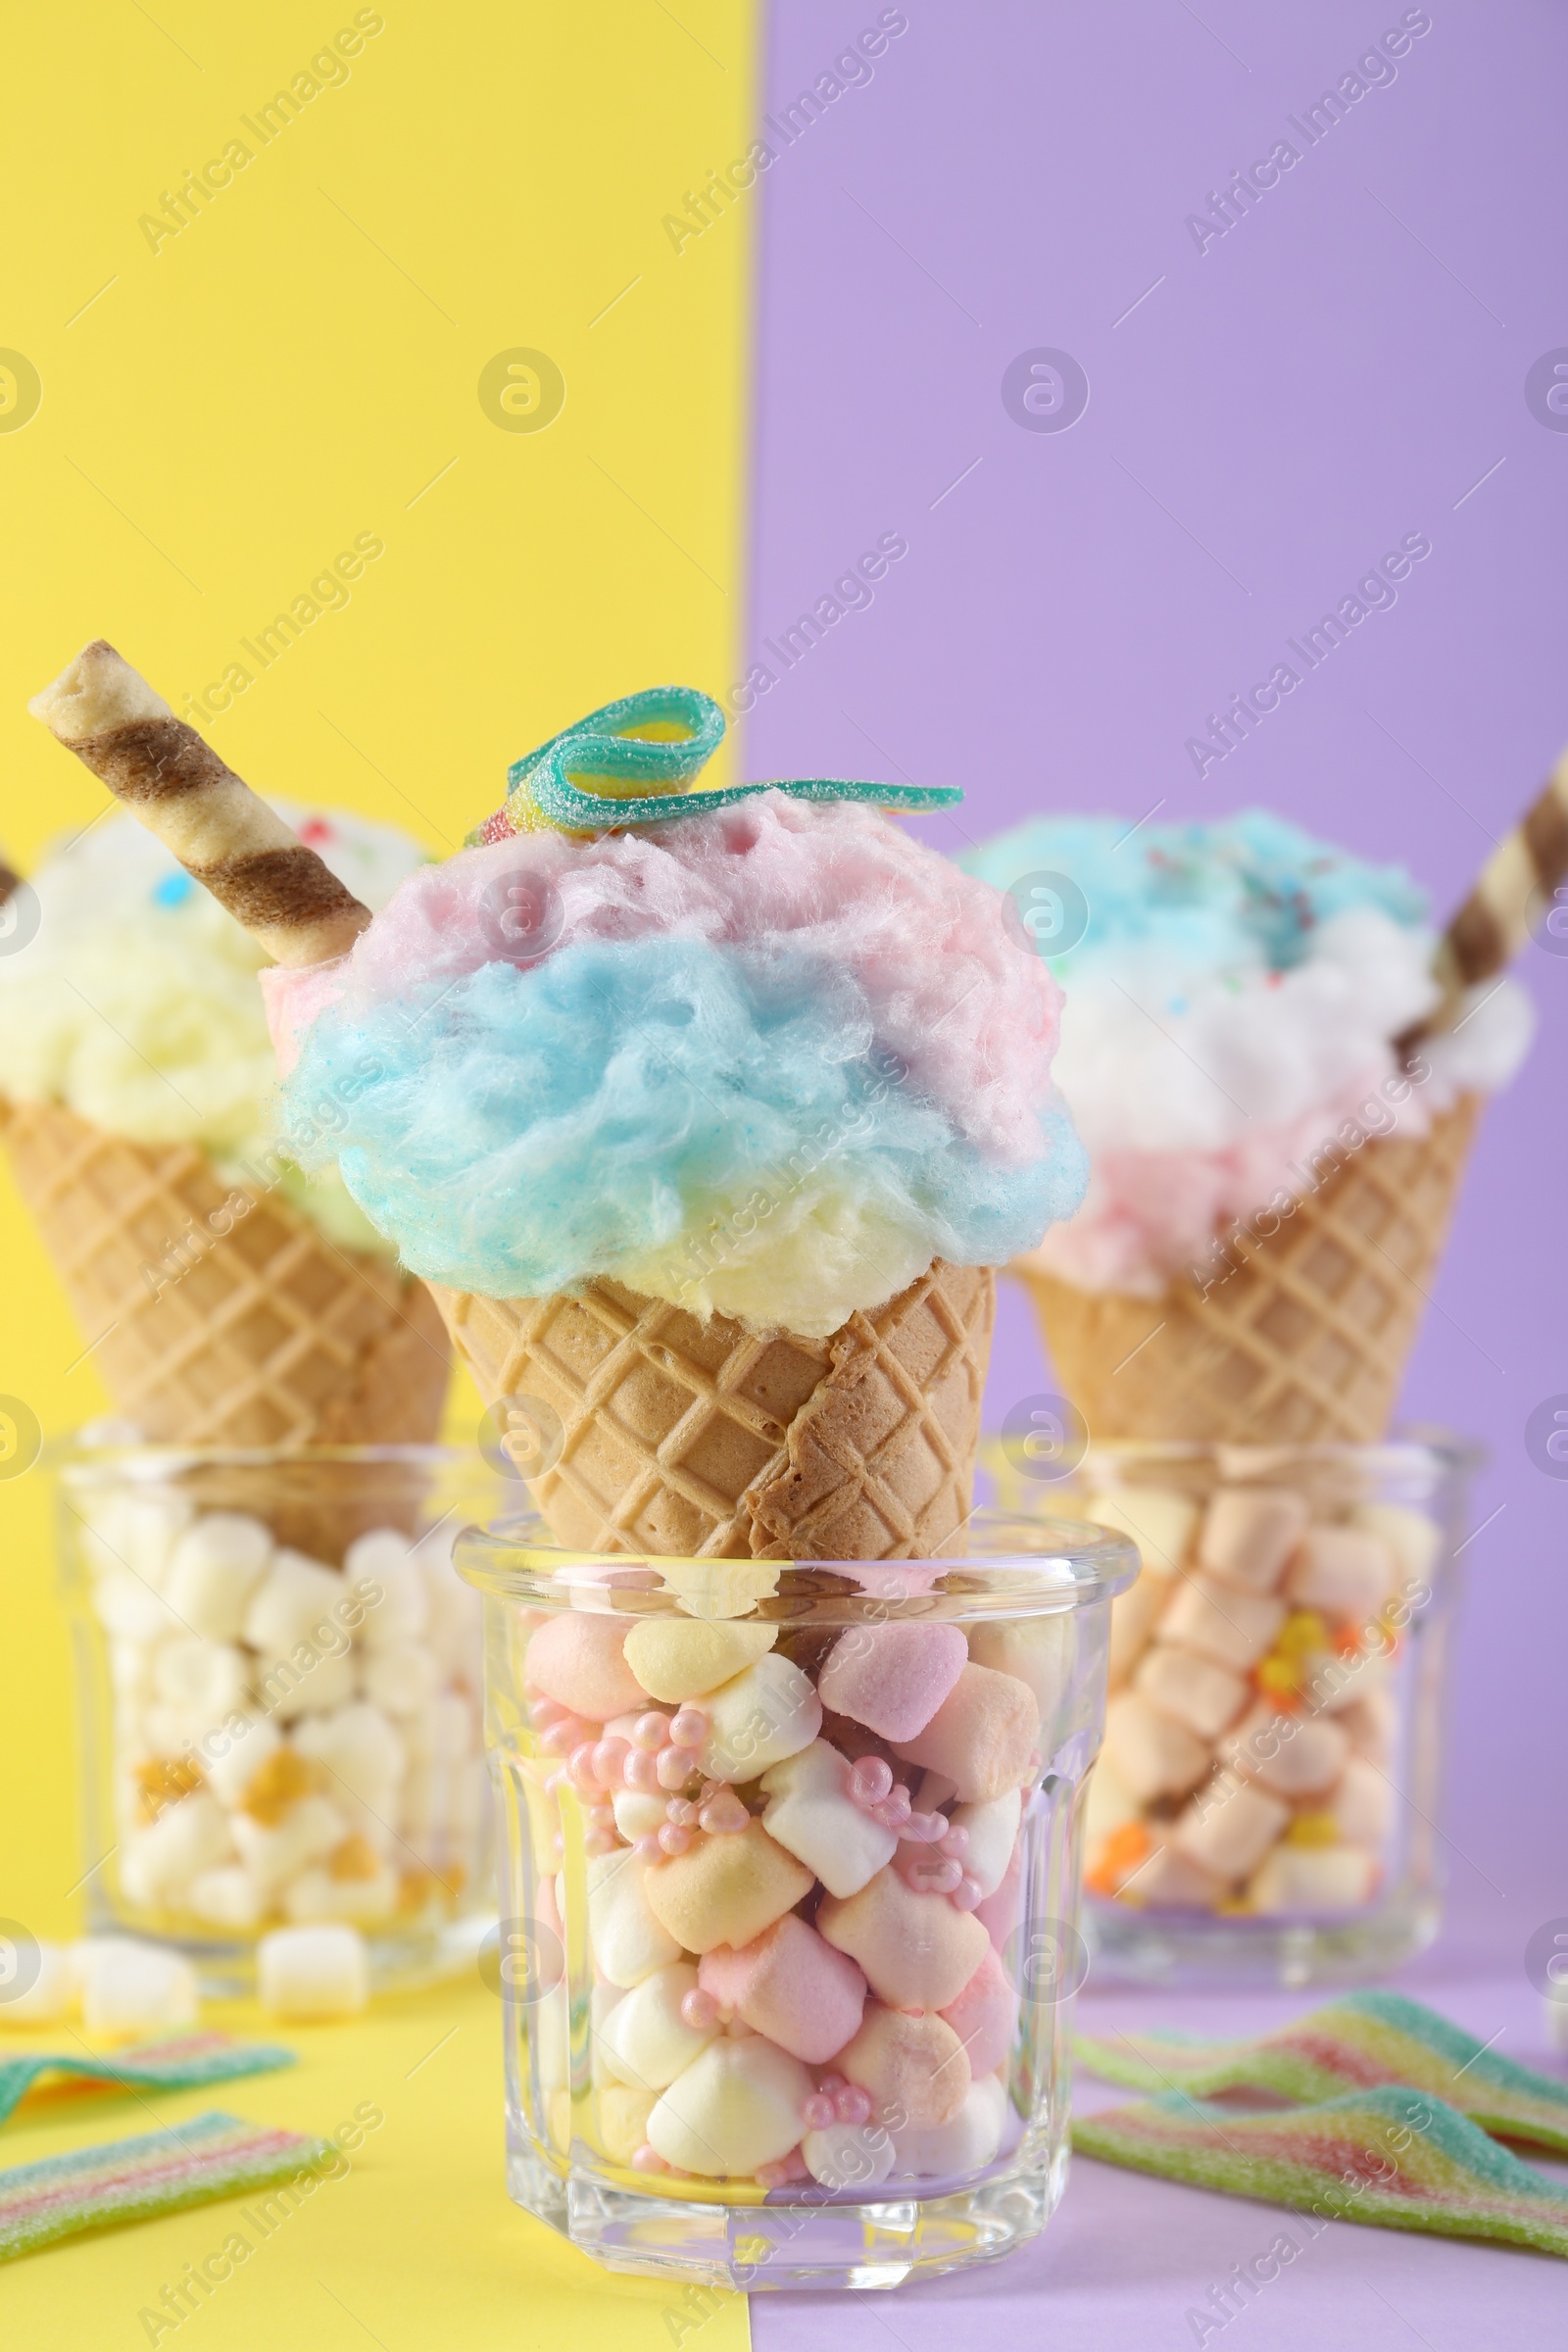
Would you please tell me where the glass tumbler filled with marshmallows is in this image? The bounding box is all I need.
[458,1508,1135,2291]
[59,1442,503,1989]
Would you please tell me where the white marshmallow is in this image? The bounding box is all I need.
[1332,1754,1396,1848]
[1102,1692,1210,1804]
[759,1740,899,1898]
[1351,1501,1441,1590]
[293,1702,405,1803]
[586,1848,683,1988]
[233,1795,348,1892]
[1249,1842,1376,1915]
[948,1788,1021,1900]
[188,1863,267,1931]
[256,1642,357,1724]
[121,1789,233,1905]
[1159,1575,1286,1672]
[1198,1488,1308,1593]
[1174,1780,1289,1883]
[242,1549,346,1659]
[612,1788,670,1843]
[802,2119,898,2189]
[91,1572,185,1646]
[968,1615,1076,1747]
[1124,1842,1224,1910]
[1085,1486,1199,1578]
[258,1924,368,2020]
[416,1539,481,1670]
[152,1637,250,1727]
[0,1937,74,2025]
[76,1938,198,2040]
[1336,1686,1396,1758]
[108,1639,156,1706]
[890,2072,1006,2178]
[699,1653,822,1782]
[1224,1704,1349,1799]
[361,1644,439,1718]
[1286,1527,1396,1622]
[345,1530,428,1649]
[647,2035,813,2177]
[1134,1642,1248,1741]
[596,1962,719,2090]
[164,1514,272,1640]
[80,1494,193,1591]
[283,1858,398,1926]
[1084,1752,1140,1848]
[1106,1568,1174,1690]
[203,1713,282,1809]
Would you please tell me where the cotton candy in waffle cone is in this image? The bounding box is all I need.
[1018,1096,1478,1446]
[429,1257,995,1559]
[2,1096,449,1446]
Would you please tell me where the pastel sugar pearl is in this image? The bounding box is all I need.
[802,2118,897,2190]
[758,1740,900,1898]
[891,1664,1040,1803]
[76,1938,198,2042]
[643,1821,813,1955]
[1198,1488,1309,1593]
[818,1865,988,2011]
[1286,1526,1397,1621]
[596,1961,720,2090]
[257,1924,368,2020]
[1222,1703,1349,1798]
[837,2003,970,2129]
[697,1914,866,2065]
[527,1613,646,1722]
[599,2083,659,2164]
[698,1654,823,1782]
[890,2071,1006,2177]
[588,1847,685,1986]
[966,1616,1074,1748]
[816,1621,967,1741]
[646,2035,814,2177]
[623,1617,776,1703]
[948,1788,1021,1900]
[1173,1779,1289,1882]
[938,1944,1016,2079]
[1102,1692,1211,1804]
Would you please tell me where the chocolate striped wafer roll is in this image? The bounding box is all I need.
[28,641,371,968]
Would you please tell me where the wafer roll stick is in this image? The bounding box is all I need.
[28,641,371,968]
[1403,748,1568,1049]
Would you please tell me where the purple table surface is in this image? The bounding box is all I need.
[743,1,1568,2340]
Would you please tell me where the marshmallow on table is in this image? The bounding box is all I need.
[890,2071,1006,2178]
[646,2035,814,2177]
[75,1938,198,2041]
[816,1621,967,1741]
[597,1962,719,2089]
[1249,1842,1377,1915]
[643,1823,813,1956]
[948,1788,1021,1901]
[258,1923,368,2019]
[164,1513,272,1640]
[623,1617,776,1702]
[1173,1780,1289,1883]
[1223,1703,1349,1798]
[817,1865,989,2011]
[698,1654,823,1781]
[1199,1488,1308,1593]
[837,2003,970,2129]
[588,1847,686,1986]
[965,1616,1075,1746]
[1332,1753,1396,1847]
[0,1939,74,2026]
[939,1944,1016,2078]
[891,1663,1039,1803]
[1102,1692,1210,1804]
[758,1740,900,1898]
[526,1612,645,1721]
[344,1529,428,1647]
[1286,1527,1397,1621]
[698,1914,866,2065]
[1133,1643,1249,1741]
[1158,1575,1286,1673]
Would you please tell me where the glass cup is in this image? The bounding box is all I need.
[456,1507,1136,2291]
[57,1442,503,1992]
[1020,1434,1479,1987]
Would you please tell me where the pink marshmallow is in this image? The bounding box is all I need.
[527,1613,645,1722]
[938,1945,1016,2079]
[697,1914,866,2065]
[975,1845,1021,1959]
[817,1864,989,2012]
[890,1663,1040,1802]
[817,1622,968,1742]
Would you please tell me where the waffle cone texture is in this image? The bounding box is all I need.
[1019,1097,1479,1446]
[429,1258,995,1559]
[2,1097,449,1446]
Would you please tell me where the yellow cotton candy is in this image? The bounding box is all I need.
[620,1176,932,1339]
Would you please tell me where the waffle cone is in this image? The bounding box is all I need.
[429,1258,995,1559]
[1018,1097,1480,1446]
[2,1097,449,1446]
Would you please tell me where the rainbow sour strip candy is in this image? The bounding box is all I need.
[1073,2085,1568,2259]
[1076,1990,1568,2155]
[0,2109,333,2260]
[0,2034,295,2130]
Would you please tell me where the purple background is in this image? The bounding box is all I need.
[742,4,1567,2337]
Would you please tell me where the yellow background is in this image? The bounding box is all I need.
[0,5,756,2341]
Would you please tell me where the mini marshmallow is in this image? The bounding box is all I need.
[152,1636,250,1728]
[612,1787,670,1844]
[1105,1568,1174,1690]
[203,1713,283,1809]
[596,1961,719,2090]
[698,1914,866,2065]
[187,1863,267,1931]
[526,1612,645,1722]
[1174,1779,1289,1883]
[1286,1527,1397,1622]
[1158,1575,1286,1673]
[1102,1692,1210,1804]
[1352,1501,1440,1589]
[1223,1703,1349,1799]
[837,2003,969,2129]
[345,1529,429,1650]
[599,2082,659,2163]
[1249,1842,1377,1916]
[258,1923,368,2019]
[1133,1643,1249,1741]
[164,1514,272,1640]
[699,1653,823,1782]
[802,2118,897,2190]
[891,1664,1040,1804]
[416,1533,482,1671]
[623,1617,776,1702]
[256,1642,358,1725]
[643,1822,813,1956]
[121,1788,233,1906]
[948,1788,1021,1901]
[646,2034,814,2177]
[76,1938,198,2041]
[81,1494,193,1590]
[293,1702,406,1803]
[1123,1842,1224,1911]
[1084,1752,1139,1848]
[1085,1487,1199,1579]
[1332,1754,1396,1847]
[361,1644,440,1718]
[889,2070,1006,2178]
[816,1621,968,1741]
[758,1740,900,1898]
[283,1854,399,1926]
[964,1616,1075,1748]
[0,1939,74,2026]
[939,1944,1016,2078]
[1198,1488,1308,1593]
[233,1794,349,1892]
[241,1547,345,1659]
[588,1847,685,1986]
[91,1572,185,1646]
[818,1865,989,2012]
[1335,1686,1396,1758]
